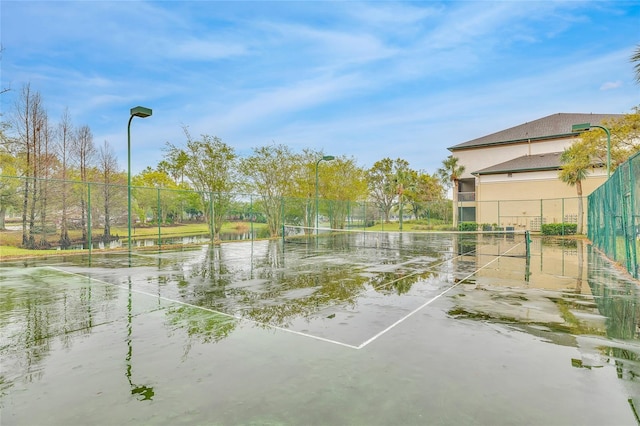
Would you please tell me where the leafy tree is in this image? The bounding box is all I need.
[437,155,465,227]
[401,170,443,220]
[578,107,640,173]
[289,148,323,233]
[367,158,409,223]
[166,133,238,240]
[240,143,296,237]
[132,167,181,225]
[158,144,189,184]
[393,162,413,228]
[321,156,368,229]
[559,142,592,234]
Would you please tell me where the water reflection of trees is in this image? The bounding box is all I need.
[165,305,237,358]
[170,235,449,330]
[0,268,118,395]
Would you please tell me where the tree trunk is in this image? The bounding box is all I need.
[28,177,37,248]
[22,177,29,247]
[39,178,48,248]
[576,180,583,234]
[452,179,459,228]
[0,205,6,230]
[59,180,70,248]
[80,195,87,242]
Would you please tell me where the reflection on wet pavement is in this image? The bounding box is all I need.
[1,233,639,425]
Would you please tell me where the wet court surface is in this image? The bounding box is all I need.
[1,233,639,425]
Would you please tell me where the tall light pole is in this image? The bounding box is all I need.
[572,122,611,177]
[315,155,335,236]
[128,106,152,252]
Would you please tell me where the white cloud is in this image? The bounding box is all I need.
[600,81,623,91]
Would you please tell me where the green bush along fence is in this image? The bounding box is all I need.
[588,151,640,279]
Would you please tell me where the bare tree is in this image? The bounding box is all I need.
[55,108,74,248]
[97,140,121,242]
[73,125,96,243]
[13,83,47,248]
[36,113,56,248]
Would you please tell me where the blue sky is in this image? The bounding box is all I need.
[2,1,639,175]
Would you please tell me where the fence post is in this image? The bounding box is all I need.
[561,198,565,235]
[87,182,92,253]
[540,199,543,233]
[209,192,214,242]
[281,197,285,242]
[157,188,161,247]
[630,160,638,278]
[363,202,366,230]
[250,194,254,243]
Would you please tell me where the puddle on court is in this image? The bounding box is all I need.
[1,234,639,425]
[448,238,640,414]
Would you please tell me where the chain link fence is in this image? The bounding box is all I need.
[4,172,629,262]
[470,197,583,232]
[588,151,640,279]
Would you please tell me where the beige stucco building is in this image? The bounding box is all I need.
[448,113,622,231]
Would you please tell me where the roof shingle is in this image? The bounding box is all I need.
[473,152,564,175]
[449,113,623,150]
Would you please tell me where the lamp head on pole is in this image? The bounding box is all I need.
[571,123,591,133]
[322,155,335,161]
[130,106,153,118]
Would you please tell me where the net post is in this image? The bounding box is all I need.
[525,230,531,259]
[281,197,285,244]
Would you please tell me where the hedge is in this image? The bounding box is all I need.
[458,222,478,231]
[541,223,577,236]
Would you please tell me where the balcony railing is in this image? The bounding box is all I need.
[458,192,476,202]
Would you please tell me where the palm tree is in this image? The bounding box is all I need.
[632,44,640,85]
[437,155,465,227]
[559,144,591,234]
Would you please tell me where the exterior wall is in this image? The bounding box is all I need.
[473,171,606,229]
[477,169,606,195]
[453,136,576,179]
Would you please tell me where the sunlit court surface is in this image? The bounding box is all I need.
[1,231,639,425]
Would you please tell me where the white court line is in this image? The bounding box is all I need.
[46,266,360,350]
[45,240,523,351]
[356,242,526,349]
[367,249,476,292]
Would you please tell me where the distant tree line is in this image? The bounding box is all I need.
[0,83,450,248]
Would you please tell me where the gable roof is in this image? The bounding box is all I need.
[449,113,623,151]
[472,151,605,176]
[473,152,563,175]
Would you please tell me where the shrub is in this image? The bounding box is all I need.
[541,223,577,236]
[458,222,478,232]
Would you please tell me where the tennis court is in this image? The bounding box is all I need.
[1,231,639,425]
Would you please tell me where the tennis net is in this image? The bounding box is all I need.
[283,226,532,259]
